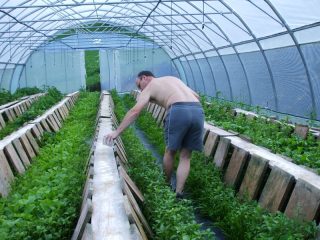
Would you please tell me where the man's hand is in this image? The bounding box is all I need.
[103,131,119,146]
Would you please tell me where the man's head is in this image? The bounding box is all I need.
[136,70,155,90]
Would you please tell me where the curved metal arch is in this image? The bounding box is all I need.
[264,0,316,118]
[178,1,234,100]
[166,1,216,94]
[189,1,252,104]
[219,0,279,110]
[156,1,210,91]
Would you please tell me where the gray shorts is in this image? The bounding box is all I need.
[164,102,204,151]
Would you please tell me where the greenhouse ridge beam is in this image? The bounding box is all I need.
[0,13,232,24]
[0,0,220,9]
[0,22,213,34]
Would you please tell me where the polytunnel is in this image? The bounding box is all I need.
[0,1,320,239]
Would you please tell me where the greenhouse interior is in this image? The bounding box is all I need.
[0,0,320,239]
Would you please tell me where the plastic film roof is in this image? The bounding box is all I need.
[1,0,320,64]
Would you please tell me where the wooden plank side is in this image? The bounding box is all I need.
[238,154,269,200]
[223,147,249,189]
[81,224,93,240]
[71,199,93,240]
[259,166,295,212]
[40,119,52,132]
[0,150,14,197]
[213,137,231,169]
[26,131,40,154]
[123,181,152,239]
[0,114,6,128]
[284,179,320,221]
[20,135,36,159]
[119,166,144,203]
[4,143,25,174]
[12,138,31,167]
[203,131,219,157]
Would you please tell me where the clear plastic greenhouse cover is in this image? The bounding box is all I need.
[0,0,319,120]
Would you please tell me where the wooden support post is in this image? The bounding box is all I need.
[223,147,249,190]
[0,150,14,197]
[259,166,295,212]
[203,131,219,157]
[20,135,36,159]
[12,138,31,167]
[238,154,269,200]
[71,199,93,240]
[213,137,231,169]
[3,143,25,174]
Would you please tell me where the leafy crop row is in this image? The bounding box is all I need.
[202,98,320,174]
[0,92,100,240]
[0,87,63,140]
[0,87,43,106]
[111,90,212,240]
[123,94,318,240]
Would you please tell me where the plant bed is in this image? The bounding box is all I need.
[0,87,63,140]
[202,98,320,174]
[0,92,100,240]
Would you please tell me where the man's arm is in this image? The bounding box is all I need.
[104,91,150,144]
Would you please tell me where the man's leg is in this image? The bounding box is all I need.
[163,147,176,184]
[176,148,192,194]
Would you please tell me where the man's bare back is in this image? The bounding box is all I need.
[139,76,199,109]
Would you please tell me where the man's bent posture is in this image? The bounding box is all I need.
[104,71,204,197]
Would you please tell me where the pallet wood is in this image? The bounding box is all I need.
[130,223,143,240]
[47,114,60,132]
[81,178,93,212]
[123,181,152,239]
[284,179,320,221]
[4,143,25,174]
[31,125,42,141]
[12,138,31,167]
[0,114,5,129]
[0,150,14,197]
[203,131,219,157]
[81,224,93,240]
[124,195,135,223]
[259,166,295,212]
[40,119,52,132]
[156,108,166,126]
[238,154,269,200]
[26,131,39,154]
[119,166,144,203]
[213,137,231,169]
[71,198,93,240]
[294,124,309,139]
[20,134,36,159]
[223,147,249,189]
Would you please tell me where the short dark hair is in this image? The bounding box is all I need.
[137,70,155,78]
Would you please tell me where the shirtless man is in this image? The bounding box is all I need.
[104,70,204,197]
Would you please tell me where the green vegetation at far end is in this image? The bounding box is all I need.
[123,93,318,240]
[85,50,101,92]
[0,92,100,240]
